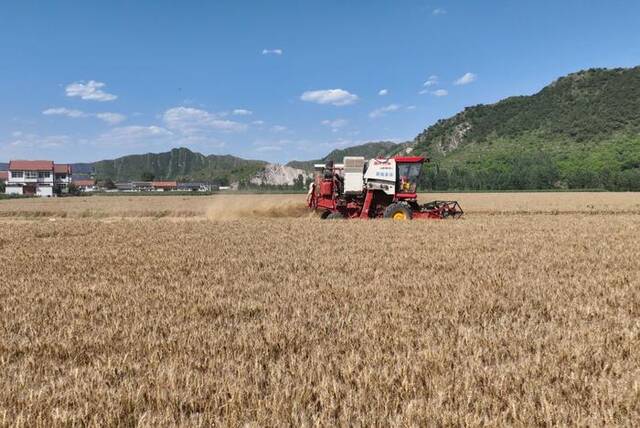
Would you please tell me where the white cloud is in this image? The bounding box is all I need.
[433,89,449,97]
[369,104,401,119]
[432,8,447,15]
[95,122,233,150]
[232,109,253,116]
[270,125,288,132]
[104,125,171,139]
[43,107,126,124]
[6,132,72,149]
[95,112,126,124]
[43,107,86,118]
[251,138,302,155]
[378,89,389,96]
[163,107,247,133]
[254,145,284,152]
[300,89,359,106]
[423,75,439,87]
[262,48,283,55]
[97,126,173,146]
[252,120,265,125]
[65,80,117,101]
[454,72,477,85]
[406,105,417,110]
[322,119,348,131]
[315,138,363,150]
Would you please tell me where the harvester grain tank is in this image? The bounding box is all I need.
[307,155,463,220]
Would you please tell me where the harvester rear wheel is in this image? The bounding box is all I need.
[384,203,413,220]
[326,212,345,220]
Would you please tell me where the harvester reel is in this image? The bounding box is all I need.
[421,200,464,219]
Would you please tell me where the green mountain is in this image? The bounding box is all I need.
[287,141,399,170]
[409,67,640,190]
[93,147,266,184]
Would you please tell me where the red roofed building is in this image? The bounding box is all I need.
[5,160,73,197]
[0,171,7,182]
[9,160,54,171]
[72,179,97,192]
[152,181,178,191]
[54,163,71,175]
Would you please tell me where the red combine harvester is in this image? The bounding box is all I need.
[307,155,463,220]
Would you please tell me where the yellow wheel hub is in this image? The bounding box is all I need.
[392,211,407,220]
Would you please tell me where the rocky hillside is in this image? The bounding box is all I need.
[408,67,640,190]
[250,164,310,186]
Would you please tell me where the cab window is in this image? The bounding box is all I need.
[397,163,421,193]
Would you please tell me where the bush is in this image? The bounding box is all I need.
[67,183,81,196]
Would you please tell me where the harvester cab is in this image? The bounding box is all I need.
[308,155,463,220]
[362,156,423,197]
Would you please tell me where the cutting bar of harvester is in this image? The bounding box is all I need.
[418,200,464,219]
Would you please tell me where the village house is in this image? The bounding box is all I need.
[152,181,178,191]
[115,182,134,192]
[131,181,154,192]
[72,179,97,192]
[178,182,214,192]
[54,164,72,193]
[5,160,73,197]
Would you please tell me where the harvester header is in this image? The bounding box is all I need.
[307,155,463,220]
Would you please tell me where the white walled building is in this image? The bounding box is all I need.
[5,160,72,197]
[54,164,72,191]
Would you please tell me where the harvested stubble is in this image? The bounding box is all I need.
[1,211,639,426]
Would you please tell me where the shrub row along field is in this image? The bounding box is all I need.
[1,192,640,219]
[1,194,639,426]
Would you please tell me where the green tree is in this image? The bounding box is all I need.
[293,174,305,190]
[67,182,81,196]
[102,179,116,190]
[214,177,230,187]
[141,171,155,181]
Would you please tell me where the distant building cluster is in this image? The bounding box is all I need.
[112,181,224,192]
[0,159,228,197]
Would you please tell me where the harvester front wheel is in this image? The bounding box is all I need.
[384,203,413,221]
[326,212,345,220]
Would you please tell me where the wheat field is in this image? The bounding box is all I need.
[1,193,639,426]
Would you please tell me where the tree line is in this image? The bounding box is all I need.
[419,154,640,191]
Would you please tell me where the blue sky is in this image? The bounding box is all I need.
[1,0,639,163]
